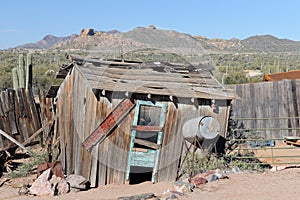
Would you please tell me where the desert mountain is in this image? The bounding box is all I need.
[15,26,300,54]
[16,34,73,49]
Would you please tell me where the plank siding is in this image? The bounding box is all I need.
[96,97,111,186]
[57,66,232,186]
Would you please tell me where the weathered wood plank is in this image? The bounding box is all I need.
[57,84,66,173]
[272,81,280,137]
[83,78,97,187]
[280,80,289,136]
[295,80,300,137]
[64,72,73,175]
[131,126,162,132]
[7,89,18,135]
[25,88,41,137]
[72,69,82,175]
[134,138,160,150]
[97,97,111,186]
[0,129,31,153]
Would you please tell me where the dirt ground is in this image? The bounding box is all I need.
[1,167,300,200]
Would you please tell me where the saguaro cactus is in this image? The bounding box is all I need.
[17,54,25,88]
[13,53,33,90]
[12,67,19,90]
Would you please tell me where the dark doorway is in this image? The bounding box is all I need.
[129,166,153,184]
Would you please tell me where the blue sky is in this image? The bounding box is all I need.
[0,0,299,49]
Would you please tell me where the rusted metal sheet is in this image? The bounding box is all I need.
[263,70,300,81]
[82,98,135,151]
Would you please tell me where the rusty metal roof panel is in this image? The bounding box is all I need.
[263,70,300,81]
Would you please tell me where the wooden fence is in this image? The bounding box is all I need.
[228,79,300,139]
[0,88,44,149]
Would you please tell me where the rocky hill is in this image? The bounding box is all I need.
[16,34,73,49]
[14,26,300,54]
[240,35,300,52]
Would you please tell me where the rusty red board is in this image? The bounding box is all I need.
[83,98,135,151]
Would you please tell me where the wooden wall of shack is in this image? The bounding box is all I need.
[56,67,232,187]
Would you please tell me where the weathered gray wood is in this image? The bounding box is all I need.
[295,80,300,137]
[134,138,160,149]
[38,89,52,143]
[7,89,18,135]
[229,79,300,139]
[97,97,111,185]
[0,129,31,153]
[57,87,66,173]
[25,88,42,137]
[72,69,82,176]
[65,71,73,175]
[55,65,233,186]
[73,60,235,100]
[23,118,54,146]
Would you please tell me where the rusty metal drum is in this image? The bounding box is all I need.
[182,116,220,141]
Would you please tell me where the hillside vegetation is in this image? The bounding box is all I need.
[0,50,67,94]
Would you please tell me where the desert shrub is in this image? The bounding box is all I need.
[9,152,48,178]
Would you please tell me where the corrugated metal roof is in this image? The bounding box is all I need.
[263,70,300,81]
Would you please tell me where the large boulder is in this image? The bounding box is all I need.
[66,174,89,190]
[29,168,69,196]
[80,28,95,37]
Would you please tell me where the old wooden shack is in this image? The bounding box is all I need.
[53,54,235,187]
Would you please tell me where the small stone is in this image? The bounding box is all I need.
[18,185,29,195]
[206,174,219,182]
[173,181,194,193]
[232,167,240,173]
[270,166,286,172]
[215,171,228,179]
[166,193,179,199]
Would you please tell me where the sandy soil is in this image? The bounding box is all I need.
[185,168,300,200]
[1,168,300,200]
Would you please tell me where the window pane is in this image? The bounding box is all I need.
[137,105,161,126]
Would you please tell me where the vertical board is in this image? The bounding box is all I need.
[96,97,111,186]
[64,70,73,175]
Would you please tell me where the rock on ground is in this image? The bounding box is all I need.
[29,168,69,196]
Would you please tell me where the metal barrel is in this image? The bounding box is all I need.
[182,116,220,141]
